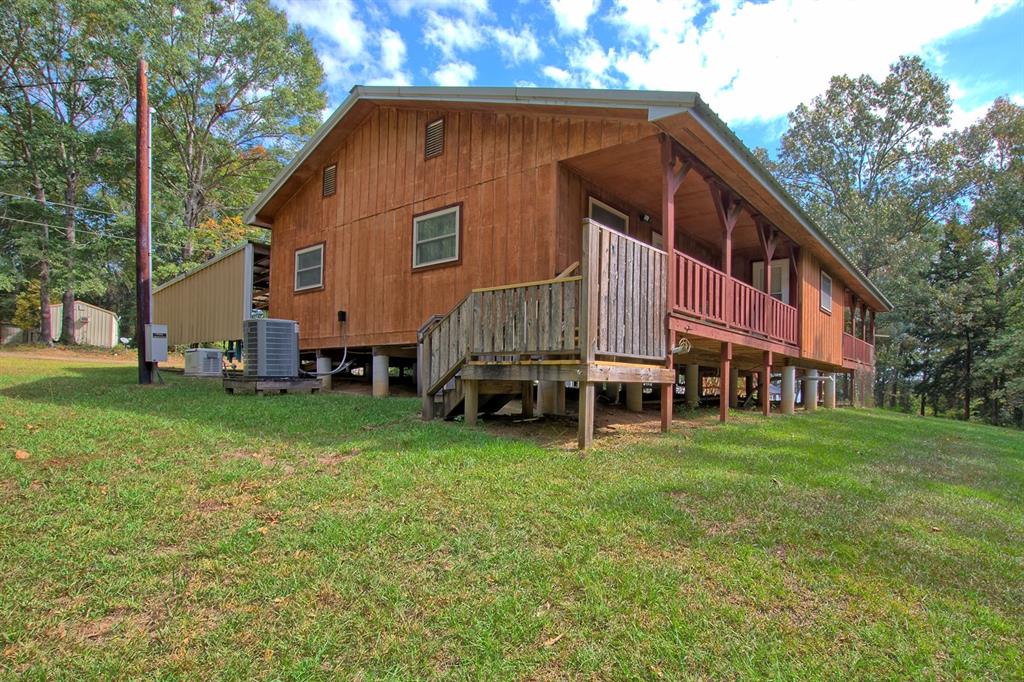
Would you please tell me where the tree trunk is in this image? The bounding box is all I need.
[58,175,77,344]
[964,336,972,421]
[39,227,52,346]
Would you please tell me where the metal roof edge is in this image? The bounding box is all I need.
[685,103,893,312]
[152,240,257,293]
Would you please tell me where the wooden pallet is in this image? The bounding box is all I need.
[223,377,321,395]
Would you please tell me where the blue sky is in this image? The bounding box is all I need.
[272,0,1024,153]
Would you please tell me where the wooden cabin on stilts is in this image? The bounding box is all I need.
[245,87,891,448]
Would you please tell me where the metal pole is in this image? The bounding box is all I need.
[136,59,152,384]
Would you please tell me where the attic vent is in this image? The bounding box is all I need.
[322,164,337,197]
[425,118,444,159]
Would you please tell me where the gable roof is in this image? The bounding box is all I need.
[244,85,891,312]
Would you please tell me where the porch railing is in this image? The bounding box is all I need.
[419,276,582,396]
[673,250,798,346]
[584,220,667,361]
[843,332,874,366]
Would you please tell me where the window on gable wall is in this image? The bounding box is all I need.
[294,244,324,291]
[820,269,833,313]
[588,197,629,235]
[413,205,460,268]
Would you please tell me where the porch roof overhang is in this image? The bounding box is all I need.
[243,85,891,313]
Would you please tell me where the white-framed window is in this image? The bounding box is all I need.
[413,205,460,268]
[589,197,629,235]
[752,258,791,304]
[820,269,833,313]
[294,244,324,291]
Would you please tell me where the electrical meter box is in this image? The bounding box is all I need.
[145,323,168,363]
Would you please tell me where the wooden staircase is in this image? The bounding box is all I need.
[417,219,676,447]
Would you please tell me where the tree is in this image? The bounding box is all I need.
[771,56,955,284]
[767,56,963,412]
[12,279,42,331]
[141,0,324,260]
[0,0,129,344]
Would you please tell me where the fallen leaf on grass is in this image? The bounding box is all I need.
[542,633,564,648]
[930,526,942,533]
[14,450,30,460]
[25,424,39,432]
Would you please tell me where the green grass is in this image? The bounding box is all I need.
[1,355,1022,679]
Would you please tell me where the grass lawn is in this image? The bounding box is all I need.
[1,353,1022,679]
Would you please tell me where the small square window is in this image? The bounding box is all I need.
[820,269,833,313]
[295,244,324,291]
[413,206,459,268]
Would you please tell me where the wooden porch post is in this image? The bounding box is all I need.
[761,350,773,416]
[710,183,741,327]
[719,342,732,422]
[420,333,434,421]
[685,364,700,408]
[729,366,739,408]
[521,381,535,418]
[464,379,479,426]
[755,217,778,335]
[659,134,691,433]
[579,218,599,449]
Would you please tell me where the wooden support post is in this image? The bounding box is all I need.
[579,218,599,447]
[626,383,643,413]
[464,379,479,426]
[781,365,796,415]
[685,364,700,408]
[729,366,739,408]
[521,381,535,418]
[372,349,389,398]
[578,381,595,449]
[420,333,434,420]
[761,350,772,416]
[804,369,819,411]
[539,381,556,415]
[824,373,836,409]
[555,381,566,415]
[719,342,732,423]
[745,373,753,402]
[660,134,691,435]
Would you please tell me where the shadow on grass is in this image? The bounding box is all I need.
[0,363,499,457]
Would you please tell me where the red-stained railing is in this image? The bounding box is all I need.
[843,332,874,365]
[675,251,727,323]
[674,250,798,346]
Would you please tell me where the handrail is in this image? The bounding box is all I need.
[843,332,874,365]
[472,275,581,294]
[673,250,798,346]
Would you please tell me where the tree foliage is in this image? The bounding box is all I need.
[771,58,1024,428]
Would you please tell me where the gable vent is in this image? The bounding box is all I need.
[425,118,444,159]
[322,164,337,197]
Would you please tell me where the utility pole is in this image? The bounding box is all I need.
[135,59,153,384]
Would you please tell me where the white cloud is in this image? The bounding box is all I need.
[273,0,366,58]
[433,60,477,86]
[491,25,541,64]
[604,0,1017,123]
[542,65,573,85]
[548,0,601,33]
[380,29,407,72]
[424,10,485,58]
[567,37,617,88]
[390,0,487,16]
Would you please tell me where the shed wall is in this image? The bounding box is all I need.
[153,245,249,346]
[48,302,119,348]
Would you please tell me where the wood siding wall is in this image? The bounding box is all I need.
[555,164,718,273]
[799,249,845,365]
[153,245,249,346]
[269,105,657,349]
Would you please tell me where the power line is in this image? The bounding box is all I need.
[0,191,181,230]
[0,190,118,216]
[0,76,120,91]
[0,215,177,248]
